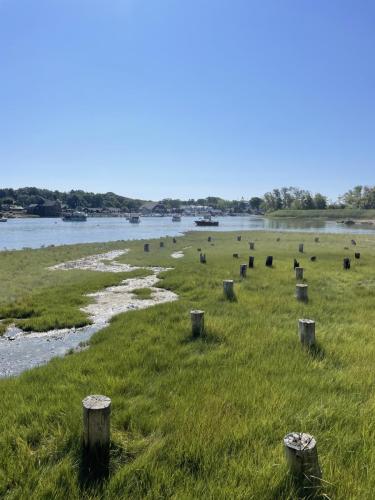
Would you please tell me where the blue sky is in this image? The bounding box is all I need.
[1,0,374,201]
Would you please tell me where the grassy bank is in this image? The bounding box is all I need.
[268,208,375,219]
[1,231,375,498]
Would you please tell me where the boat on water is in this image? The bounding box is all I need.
[62,211,87,222]
[172,215,181,222]
[0,217,7,223]
[129,215,140,223]
[195,217,219,227]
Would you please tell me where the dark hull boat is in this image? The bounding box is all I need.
[194,220,219,226]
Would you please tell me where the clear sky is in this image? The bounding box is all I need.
[1,0,374,201]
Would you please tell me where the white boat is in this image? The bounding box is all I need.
[62,211,87,222]
[172,215,181,222]
[129,215,140,223]
[0,217,7,222]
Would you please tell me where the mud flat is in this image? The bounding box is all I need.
[0,250,178,377]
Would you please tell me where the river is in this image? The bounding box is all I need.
[1,216,375,251]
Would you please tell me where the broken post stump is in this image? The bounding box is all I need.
[314,237,319,243]
[208,236,212,242]
[160,241,164,248]
[237,235,242,241]
[265,256,273,267]
[355,252,360,259]
[144,243,150,252]
[299,243,304,253]
[298,319,315,347]
[200,253,206,264]
[276,237,280,242]
[296,284,308,302]
[293,259,299,270]
[249,256,254,268]
[191,310,204,337]
[284,432,321,484]
[197,248,201,252]
[310,256,317,262]
[223,280,234,299]
[173,238,177,244]
[233,253,239,258]
[249,242,255,250]
[295,267,304,281]
[343,257,351,270]
[82,395,111,473]
[351,239,357,246]
[240,264,247,278]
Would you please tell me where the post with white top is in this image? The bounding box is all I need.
[284,432,321,484]
[296,284,308,302]
[191,310,204,337]
[223,280,234,299]
[82,395,111,474]
[298,319,315,347]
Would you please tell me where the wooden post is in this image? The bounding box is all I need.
[240,264,247,278]
[191,310,204,337]
[233,253,239,258]
[351,239,357,246]
[314,237,320,243]
[208,236,212,242]
[276,237,280,242]
[296,284,308,302]
[173,238,177,243]
[82,395,111,471]
[237,235,242,241]
[197,248,201,252]
[343,257,351,270]
[355,252,360,259]
[293,259,299,269]
[295,267,304,280]
[200,253,206,264]
[249,256,254,268]
[265,256,273,267]
[223,280,234,299]
[298,319,315,346]
[160,241,164,248]
[299,243,304,253]
[284,432,321,483]
[144,243,149,252]
[310,256,317,262]
[249,242,255,250]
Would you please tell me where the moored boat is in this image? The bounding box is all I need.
[129,215,140,223]
[172,215,181,222]
[0,217,7,222]
[62,211,87,222]
[195,218,219,227]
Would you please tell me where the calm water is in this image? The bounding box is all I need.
[1,216,375,251]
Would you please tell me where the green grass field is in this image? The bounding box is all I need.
[268,208,375,219]
[1,231,375,498]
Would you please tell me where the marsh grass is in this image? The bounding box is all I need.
[132,288,153,300]
[1,232,375,497]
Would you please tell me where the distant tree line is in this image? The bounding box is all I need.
[261,187,328,212]
[338,185,375,209]
[0,187,144,211]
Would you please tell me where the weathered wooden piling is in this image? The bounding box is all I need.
[295,267,304,280]
[276,237,280,242]
[298,319,315,346]
[310,256,317,262]
[293,259,299,269]
[233,253,239,258]
[237,235,242,241]
[299,243,304,253]
[249,256,254,268]
[208,236,212,242]
[284,432,321,483]
[249,242,255,250]
[197,248,201,252]
[200,253,206,264]
[343,257,351,270]
[223,280,234,299]
[173,238,177,244]
[296,284,308,301]
[314,237,320,243]
[351,239,357,246]
[191,310,204,337]
[82,395,111,470]
[160,241,164,248]
[265,256,273,267]
[355,252,360,259]
[144,243,150,252]
[240,264,247,278]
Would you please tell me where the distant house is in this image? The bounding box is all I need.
[27,200,62,217]
[140,202,166,215]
